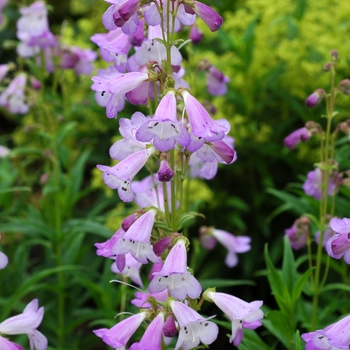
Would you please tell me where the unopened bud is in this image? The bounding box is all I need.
[323,62,332,72]
[339,79,350,95]
[158,159,174,182]
[163,315,178,337]
[330,49,339,60]
[189,25,203,44]
[305,89,325,108]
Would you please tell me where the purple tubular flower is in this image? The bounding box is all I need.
[148,238,202,300]
[91,71,149,105]
[182,91,227,142]
[95,228,125,258]
[305,89,325,108]
[136,91,190,151]
[210,229,251,267]
[191,1,223,32]
[121,211,143,231]
[129,312,165,350]
[158,160,174,182]
[0,299,48,350]
[284,127,311,150]
[325,217,350,264]
[96,147,155,202]
[60,46,97,75]
[301,314,350,349]
[112,209,160,265]
[93,312,147,348]
[285,216,310,250]
[118,0,140,22]
[131,290,168,309]
[205,291,264,346]
[209,140,236,164]
[170,300,219,350]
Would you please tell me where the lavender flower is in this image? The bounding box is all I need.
[111,253,143,287]
[96,147,155,202]
[204,291,264,346]
[0,250,8,269]
[112,209,160,266]
[301,314,350,349]
[303,168,339,200]
[189,25,203,44]
[93,312,147,348]
[200,227,251,267]
[182,91,228,142]
[206,65,230,96]
[136,91,190,151]
[148,238,202,300]
[129,312,165,350]
[326,217,350,264]
[0,73,29,114]
[60,46,97,76]
[0,299,48,350]
[170,300,219,350]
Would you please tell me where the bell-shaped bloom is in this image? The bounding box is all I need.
[93,312,147,348]
[301,314,350,349]
[305,89,325,108]
[182,91,227,142]
[129,312,165,350]
[189,1,223,32]
[200,227,251,267]
[0,250,8,269]
[0,337,24,350]
[284,127,311,150]
[112,209,160,265]
[95,228,125,258]
[136,92,190,151]
[303,168,340,200]
[148,238,202,300]
[170,300,218,350]
[97,147,155,202]
[0,299,48,350]
[206,65,229,96]
[326,217,350,264]
[111,253,143,287]
[205,291,263,346]
[285,216,310,250]
[0,73,28,114]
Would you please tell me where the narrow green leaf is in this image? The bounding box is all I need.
[238,329,271,350]
[200,279,255,290]
[292,267,314,303]
[282,236,297,292]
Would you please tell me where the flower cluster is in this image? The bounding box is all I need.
[92,1,262,348]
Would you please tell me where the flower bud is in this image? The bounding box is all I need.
[153,236,173,256]
[163,315,178,338]
[323,62,332,72]
[189,25,203,44]
[330,49,339,60]
[158,159,174,182]
[305,89,325,108]
[121,210,145,231]
[339,79,350,95]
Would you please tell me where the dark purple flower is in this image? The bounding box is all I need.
[189,25,203,44]
[305,89,325,108]
[284,127,311,150]
[189,1,223,32]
